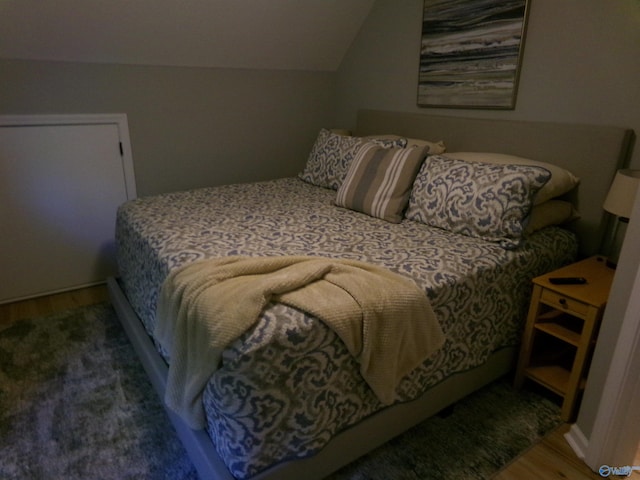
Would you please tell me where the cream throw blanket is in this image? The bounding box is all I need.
[155,256,445,429]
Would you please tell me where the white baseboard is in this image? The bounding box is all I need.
[564,423,589,460]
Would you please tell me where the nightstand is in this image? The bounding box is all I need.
[514,256,615,421]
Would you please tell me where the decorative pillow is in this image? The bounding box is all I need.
[445,152,579,205]
[336,143,430,223]
[525,200,580,234]
[299,129,407,190]
[365,134,446,155]
[405,155,551,248]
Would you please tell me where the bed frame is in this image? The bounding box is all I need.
[108,110,634,480]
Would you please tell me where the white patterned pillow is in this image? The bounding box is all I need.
[405,155,551,248]
[299,129,407,190]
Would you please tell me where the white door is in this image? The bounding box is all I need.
[0,115,136,303]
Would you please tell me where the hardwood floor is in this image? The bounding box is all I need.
[1,286,637,479]
[494,424,602,479]
[0,284,109,327]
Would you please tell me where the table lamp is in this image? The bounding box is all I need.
[602,169,640,267]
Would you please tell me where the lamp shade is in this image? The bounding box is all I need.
[603,169,640,219]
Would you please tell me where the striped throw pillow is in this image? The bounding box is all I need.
[335,143,429,223]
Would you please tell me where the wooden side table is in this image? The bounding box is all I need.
[514,256,615,421]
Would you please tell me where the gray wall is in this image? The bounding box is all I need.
[333,0,640,170]
[0,59,335,196]
[2,0,637,197]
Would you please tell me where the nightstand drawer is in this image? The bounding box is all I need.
[540,289,589,317]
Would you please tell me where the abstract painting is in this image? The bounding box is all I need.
[418,0,530,109]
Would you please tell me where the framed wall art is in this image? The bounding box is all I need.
[418,0,530,109]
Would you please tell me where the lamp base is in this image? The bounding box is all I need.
[602,217,627,270]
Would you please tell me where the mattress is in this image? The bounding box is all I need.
[115,176,577,479]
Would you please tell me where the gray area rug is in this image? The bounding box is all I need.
[0,303,562,479]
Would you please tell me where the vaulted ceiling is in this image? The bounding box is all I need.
[0,0,375,71]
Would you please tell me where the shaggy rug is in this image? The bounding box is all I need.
[0,303,562,479]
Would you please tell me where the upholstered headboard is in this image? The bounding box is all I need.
[355,109,635,258]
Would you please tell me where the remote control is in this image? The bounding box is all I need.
[549,277,587,285]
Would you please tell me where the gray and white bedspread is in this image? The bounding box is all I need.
[115,177,577,479]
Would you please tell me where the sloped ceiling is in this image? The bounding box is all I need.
[0,0,375,71]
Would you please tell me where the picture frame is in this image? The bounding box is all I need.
[418,0,531,110]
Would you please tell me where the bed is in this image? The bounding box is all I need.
[107,109,634,480]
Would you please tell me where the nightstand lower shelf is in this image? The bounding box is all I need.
[523,365,586,397]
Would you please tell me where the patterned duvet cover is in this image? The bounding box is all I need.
[115,177,577,479]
